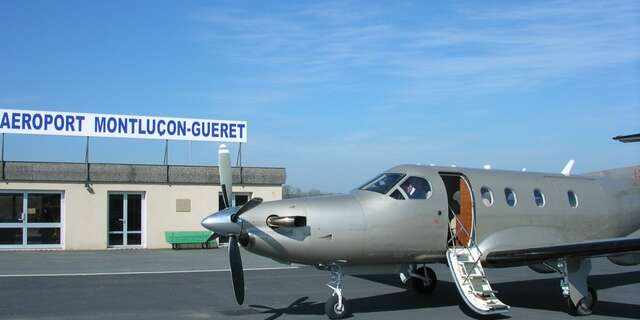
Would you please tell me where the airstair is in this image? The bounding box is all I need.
[446,211,510,315]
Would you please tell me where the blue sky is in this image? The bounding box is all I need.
[0,0,638,192]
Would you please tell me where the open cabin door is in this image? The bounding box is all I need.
[440,173,474,247]
[439,172,510,315]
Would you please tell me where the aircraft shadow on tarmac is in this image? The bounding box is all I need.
[249,271,640,320]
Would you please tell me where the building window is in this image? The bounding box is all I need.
[108,192,144,247]
[0,192,63,248]
[480,186,494,207]
[27,193,62,223]
[218,193,253,210]
[400,176,432,200]
[0,193,23,223]
[533,189,545,207]
[568,190,579,208]
[504,188,517,207]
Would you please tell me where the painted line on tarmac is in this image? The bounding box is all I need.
[0,266,300,278]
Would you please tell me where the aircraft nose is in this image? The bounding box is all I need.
[201,207,242,236]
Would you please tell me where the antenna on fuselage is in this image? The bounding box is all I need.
[561,159,575,176]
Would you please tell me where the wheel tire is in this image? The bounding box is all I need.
[567,286,597,316]
[409,266,437,294]
[325,294,350,319]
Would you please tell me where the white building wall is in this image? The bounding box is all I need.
[0,182,282,250]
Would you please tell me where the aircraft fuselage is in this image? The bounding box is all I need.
[239,165,640,268]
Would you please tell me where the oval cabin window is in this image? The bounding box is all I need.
[480,186,494,207]
[568,190,579,208]
[533,189,545,207]
[504,188,517,207]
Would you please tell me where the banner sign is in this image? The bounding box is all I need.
[0,109,247,143]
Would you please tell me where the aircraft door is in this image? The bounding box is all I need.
[440,173,475,248]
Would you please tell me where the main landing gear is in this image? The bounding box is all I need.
[321,264,438,319]
[325,265,350,319]
[549,258,598,316]
[402,265,438,294]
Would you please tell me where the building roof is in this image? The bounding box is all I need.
[0,161,286,186]
[613,133,640,143]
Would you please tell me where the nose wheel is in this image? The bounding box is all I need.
[325,265,351,319]
[325,294,350,319]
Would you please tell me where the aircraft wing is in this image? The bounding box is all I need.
[483,237,640,268]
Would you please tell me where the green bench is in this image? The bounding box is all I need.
[165,231,218,249]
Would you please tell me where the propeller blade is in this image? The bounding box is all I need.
[232,197,263,222]
[219,144,234,209]
[228,236,245,305]
[221,184,231,209]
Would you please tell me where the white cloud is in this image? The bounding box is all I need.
[193,0,640,97]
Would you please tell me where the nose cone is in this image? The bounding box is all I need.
[201,207,242,236]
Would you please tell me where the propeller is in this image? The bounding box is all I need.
[200,144,263,306]
[219,144,245,304]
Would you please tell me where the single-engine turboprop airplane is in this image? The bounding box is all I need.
[202,144,640,319]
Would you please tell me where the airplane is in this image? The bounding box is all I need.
[202,144,640,319]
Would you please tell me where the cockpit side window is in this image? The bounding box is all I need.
[359,173,405,195]
[400,176,432,200]
[390,189,405,200]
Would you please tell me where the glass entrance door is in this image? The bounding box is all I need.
[108,192,144,247]
[0,191,63,249]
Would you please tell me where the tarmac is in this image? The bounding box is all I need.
[0,249,638,320]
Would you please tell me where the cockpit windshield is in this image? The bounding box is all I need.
[359,173,405,194]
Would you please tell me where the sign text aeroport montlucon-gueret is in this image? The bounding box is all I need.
[0,109,247,143]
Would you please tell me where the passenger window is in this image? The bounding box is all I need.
[480,186,494,207]
[533,189,545,207]
[400,176,432,200]
[505,188,517,207]
[568,190,578,208]
[390,189,405,200]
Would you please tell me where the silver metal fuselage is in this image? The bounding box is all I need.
[238,165,640,269]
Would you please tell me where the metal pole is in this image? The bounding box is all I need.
[163,139,169,183]
[163,139,169,166]
[85,136,90,185]
[236,143,242,167]
[237,143,243,185]
[1,133,5,180]
[84,136,90,164]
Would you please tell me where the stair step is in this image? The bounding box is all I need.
[464,274,485,279]
[447,248,510,315]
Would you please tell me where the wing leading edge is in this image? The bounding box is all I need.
[483,237,640,268]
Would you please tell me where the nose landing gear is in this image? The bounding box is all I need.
[324,265,351,319]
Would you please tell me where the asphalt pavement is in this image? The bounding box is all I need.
[0,249,638,320]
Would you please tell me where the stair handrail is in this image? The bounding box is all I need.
[448,209,487,285]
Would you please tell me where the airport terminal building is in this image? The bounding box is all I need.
[0,161,285,250]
